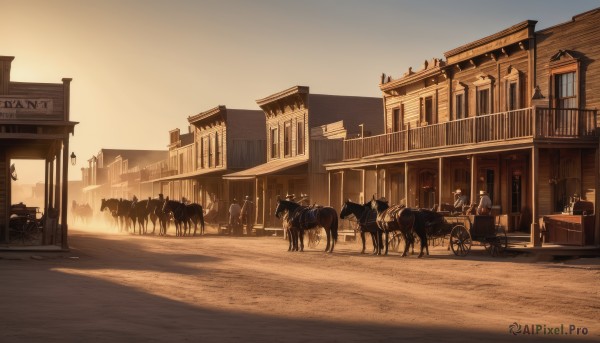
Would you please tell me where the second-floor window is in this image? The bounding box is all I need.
[421,96,435,124]
[270,127,279,158]
[215,132,221,166]
[477,88,490,115]
[297,121,305,155]
[284,121,292,157]
[392,106,403,132]
[207,136,213,168]
[556,72,576,108]
[507,82,518,111]
[455,94,465,119]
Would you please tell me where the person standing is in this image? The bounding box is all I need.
[477,190,492,215]
[240,195,255,236]
[228,199,242,235]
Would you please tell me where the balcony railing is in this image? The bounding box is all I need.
[343,107,597,160]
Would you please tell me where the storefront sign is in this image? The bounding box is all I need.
[0,97,54,116]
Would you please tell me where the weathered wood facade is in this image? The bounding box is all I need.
[224,86,383,230]
[81,149,168,213]
[326,8,600,246]
[150,106,266,219]
[0,56,77,248]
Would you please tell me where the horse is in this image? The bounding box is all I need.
[100,198,120,229]
[370,198,428,258]
[146,197,167,235]
[117,199,134,233]
[130,199,151,235]
[162,199,205,236]
[72,200,93,224]
[339,200,382,254]
[275,199,338,253]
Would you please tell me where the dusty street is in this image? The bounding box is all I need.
[1,226,599,342]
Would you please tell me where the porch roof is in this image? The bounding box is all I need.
[223,157,308,180]
[144,168,227,183]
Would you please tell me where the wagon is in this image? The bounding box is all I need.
[446,215,507,257]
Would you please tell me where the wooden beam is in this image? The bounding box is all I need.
[456,64,462,72]
[469,59,477,68]
[530,147,541,247]
[519,41,526,51]
[501,47,509,58]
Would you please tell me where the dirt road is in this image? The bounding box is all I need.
[1,226,599,342]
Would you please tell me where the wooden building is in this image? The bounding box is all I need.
[151,106,266,219]
[81,148,168,213]
[325,8,600,246]
[224,86,383,230]
[0,55,77,248]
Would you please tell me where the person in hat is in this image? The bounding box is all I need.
[240,195,255,236]
[477,190,492,215]
[452,189,468,212]
[228,198,242,235]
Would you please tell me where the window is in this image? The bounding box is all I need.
[207,135,213,167]
[455,94,465,119]
[284,121,292,156]
[196,141,202,169]
[508,82,517,111]
[392,106,403,132]
[270,127,279,158]
[477,89,490,115]
[297,121,305,155]
[420,96,436,125]
[555,72,576,108]
[214,132,221,166]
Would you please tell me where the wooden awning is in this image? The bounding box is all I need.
[223,158,308,180]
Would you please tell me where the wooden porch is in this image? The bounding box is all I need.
[344,107,598,160]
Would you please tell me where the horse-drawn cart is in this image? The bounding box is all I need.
[446,215,507,257]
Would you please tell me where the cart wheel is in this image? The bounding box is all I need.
[450,225,471,257]
[491,228,508,257]
[307,229,321,248]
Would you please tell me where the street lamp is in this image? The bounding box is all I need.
[70,152,77,166]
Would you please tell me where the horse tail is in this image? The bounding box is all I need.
[332,210,339,242]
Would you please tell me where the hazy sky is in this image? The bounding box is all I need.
[3,0,599,185]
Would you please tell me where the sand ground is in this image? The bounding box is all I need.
[1,224,599,342]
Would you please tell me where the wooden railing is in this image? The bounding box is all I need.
[343,107,597,160]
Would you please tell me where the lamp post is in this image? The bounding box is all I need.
[70,152,76,166]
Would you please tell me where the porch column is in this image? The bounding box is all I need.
[470,156,476,206]
[48,158,54,209]
[361,169,365,203]
[596,143,600,245]
[531,147,541,246]
[438,157,444,208]
[61,139,70,250]
[340,170,344,204]
[404,163,409,207]
[55,148,61,216]
[327,171,331,206]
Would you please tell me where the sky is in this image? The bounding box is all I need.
[2,0,599,185]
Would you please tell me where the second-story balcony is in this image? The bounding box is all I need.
[343,107,598,160]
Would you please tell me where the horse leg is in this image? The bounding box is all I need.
[328,229,335,253]
[384,231,389,255]
[299,230,305,252]
[360,231,366,254]
[324,228,331,252]
[287,228,293,251]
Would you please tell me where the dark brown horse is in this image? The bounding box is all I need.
[275,199,338,253]
[339,200,382,254]
[100,198,119,229]
[370,198,428,257]
[162,198,205,236]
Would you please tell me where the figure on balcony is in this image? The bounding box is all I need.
[477,190,492,215]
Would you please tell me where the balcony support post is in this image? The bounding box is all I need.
[530,146,541,247]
